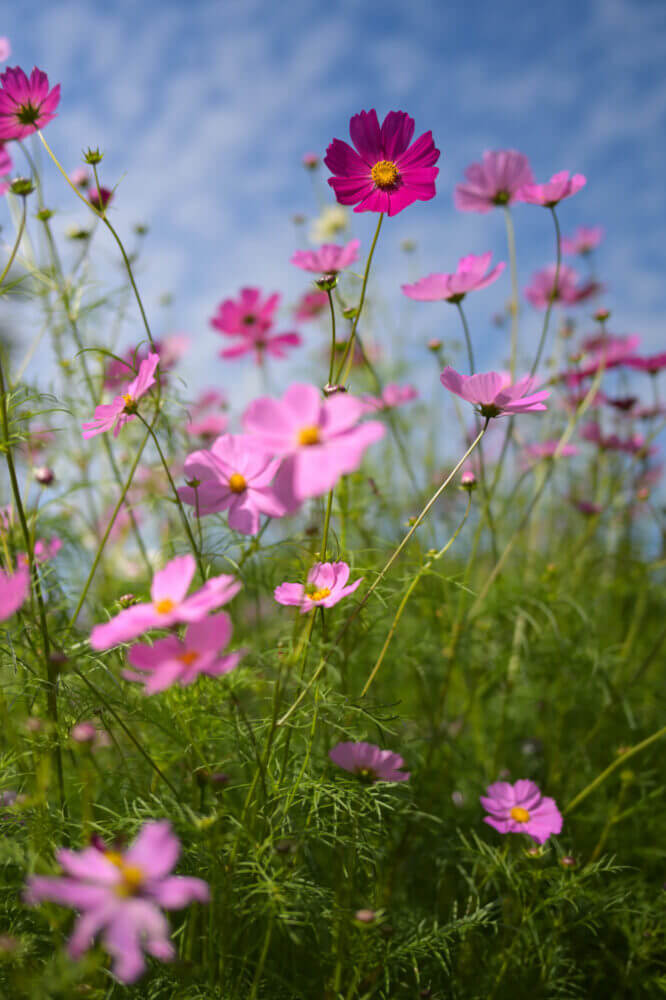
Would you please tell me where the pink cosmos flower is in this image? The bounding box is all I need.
[481,779,562,845]
[0,141,12,177]
[580,332,640,355]
[294,290,328,322]
[524,264,601,309]
[0,39,10,63]
[454,150,533,213]
[17,537,62,568]
[89,554,241,650]
[69,166,90,188]
[71,721,110,749]
[124,614,243,693]
[88,186,112,211]
[210,287,280,337]
[580,422,652,455]
[178,434,286,535]
[516,170,586,207]
[325,109,440,216]
[0,66,60,140]
[274,561,362,614]
[219,328,301,363]
[329,741,410,782]
[440,367,549,418]
[558,334,641,385]
[185,388,228,441]
[82,353,159,439]
[242,383,385,506]
[623,352,666,375]
[302,152,319,168]
[291,238,360,275]
[104,337,185,390]
[0,566,29,622]
[562,226,604,255]
[401,252,505,302]
[361,382,419,412]
[25,821,209,984]
[523,440,578,461]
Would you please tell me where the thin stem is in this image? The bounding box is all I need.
[335,213,383,384]
[455,300,475,375]
[565,724,666,815]
[0,196,27,289]
[503,206,519,379]
[530,206,561,376]
[326,288,337,385]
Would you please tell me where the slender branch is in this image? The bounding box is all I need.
[503,206,519,380]
[565,725,666,815]
[530,206,561,376]
[0,196,27,289]
[335,213,383,384]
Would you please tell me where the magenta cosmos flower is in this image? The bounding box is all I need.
[0,566,29,623]
[89,554,241,650]
[124,613,243,694]
[294,290,328,322]
[524,264,601,309]
[623,352,666,375]
[211,287,279,337]
[481,779,562,845]
[88,186,113,211]
[454,150,533,213]
[291,238,360,275]
[329,741,410,783]
[402,252,505,303]
[562,225,604,256]
[185,388,228,441]
[274,561,362,614]
[325,109,440,217]
[178,434,286,536]
[517,170,586,207]
[440,367,549,419]
[523,440,578,461]
[0,66,60,140]
[580,422,652,455]
[26,821,209,984]
[82,353,159,439]
[242,383,385,507]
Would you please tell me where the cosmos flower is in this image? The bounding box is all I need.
[524,264,601,309]
[517,171,586,207]
[309,205,348,244]
[562,226,604,255]
[210,288,280,338]
[219,328,301,363]
[0,66,60,140]
[17,537,62,568]
[570,497,603,516]
[454,150,533,213]
[184,389,228,441]
[580,422,653,455]
[623,352,666,375]
[325,108,440,216]
[104,337,187,390]
[294,290,329,322]
[0,143,12,196]
[523,440,578,462]
[274,562,362,614]
[291,238,360,274]
[82,353,159,439]
[401,252,505,302]
[440,368,549,418]
[25,821,209,984]
[88,186,113,211]
[361,383,419,412]
[0,566,29,623]
[69,166,90,188]
[481,779,562,845]
[89,554,241,650]
[329,741,410,782]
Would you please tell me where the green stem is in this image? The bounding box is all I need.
[503,206,519,379]
[565,725,666,815]
[0,196,27,289]
[326,288,337,385]
[455,300,475,375]
[530,206,561,376]
[335,213,383,384]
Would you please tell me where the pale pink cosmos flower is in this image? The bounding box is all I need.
[124,613,243,694]
[25,821,209,984]
[291,239,360,275]
[361,383,419,412]
[402,252,505,302]
[623,352,666,375]
[185,389,228,440]
[294,290,328,322]
[0,39,10,63]
[524,264,601,309]
[242,383,385,507]
[580,422,652,455]
[219,327,301,363]
[82,353,159,439]
[0,566,29,622]
[0,66,60,140]
[17,537,62,568]
[329,741,410,782]
[89,554,241,650]
[562,226,604,256]
[178,434,286,535]
[440,367,549,418]
[523,440,578,462]
[274,562,362,614]
[517,171,586,207]
[481,780,562,845]
[69,166,90,188]
[454,151,533,213]
[71,721,110,749]
[105,337,185,390]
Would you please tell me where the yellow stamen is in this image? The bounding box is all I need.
[298,425,320,446]
[178,650,199,666]
[228,472,247,493]
[307,586,331,602]
[105,851,144,896]
[121,393,133,405]
[510,806,530,823]
[371,159,399,189]
[154,598,176,614]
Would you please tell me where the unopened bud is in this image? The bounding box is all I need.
[302,152,319,169]
[323,383,347,396]
[134,223,149,236]
[65,225,91,241]
[400,238,417,253]
[34,466,55,486]
[354,908,376,924]
[10,177,34,197]
[560,855,576,868]
[427,338,442,352]
[315,273,338,292]
[118,593,138,609]
[461,471,477,492]
[36,208,54,221]
[291,213,306,226]
[83,147,103,165]
[342,306,358,321]
[594,308,610,322]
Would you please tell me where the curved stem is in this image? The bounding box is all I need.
[335,213,383,384]
[530,206,561,376]
[455,300,475,375]
[503,206,519,379]
[565,724,666,815]
[0,197,27,289]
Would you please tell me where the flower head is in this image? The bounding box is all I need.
[309,205,348,244]
[69,166,90,188]
[82,353,159,439]
[0,566,29,623]
[17,537,62,568]
[88,186,113,211]
[25,821,209,984]
[0,39,11,63]
[361,383,419,413]
[623,352,666,375]
[517,170,586,207]
[440,367,549,419]
[562,226,604,255]
[523,440,578,462]
[291,238,360,275]
[329,741,410,783]
[524,264,601,309]
[325,109,440,217]
[274,562,362,614]
[402,252,505,303]
[89,554,241,650]
[294,290,328,321]
[0,66,60,140]
[454,150,533,213]
[481,779,562,844]
[580,422,652,455]
[210,288,300,362]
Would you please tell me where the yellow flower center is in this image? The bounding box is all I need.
[228,472,247,493]
[121,392,137,414]
[298,425,321,446]
[510,806,530,823]
[307,586,331,602]
[154,598,176,614]
[354,766,377,783]
[371,159,399,189]
[178,650,199,666]
[105,851,144,896]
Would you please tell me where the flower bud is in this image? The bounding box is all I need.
[83,147,103,165]
[323,383,347,396]
[400,238,417,253]
[594,308,610,322]
[34,466,55,485]
[560,855,576,868]
[461,471,477,492]
[302,152,319,169]
[10,177,34,197]
[315,273,338,292]
[354,909,376,924]
[427,338,442,352]
[118,593,138,609]
[65,225,91,241]
[134,223,149,236]
[291,213,306,226]
[36,208,54,221]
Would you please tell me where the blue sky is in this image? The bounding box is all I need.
[2,0,666,399]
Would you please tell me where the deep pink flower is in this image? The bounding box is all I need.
[517,171,586,207]
[623,352,666,375]
[600,392,638,413]
[325,109,440,217]
[440,367,549,418]
[570,497,602,516]
[210,288,280,337]
[17,537,62,568]
[562,226,604,255]
[89,554,241,650]
[0,566,29,622]
[105,337,185,390]
[481,780,562,845]
[25,821,209,983]
[580,422,652,455]
[454,151,533,213]
[294,290,328,322]
[0,39,10,63]
[185,389,228,441]
[329,741,410,782]
[219,328,301,363]
[274,561,362,614]
[82,353,159,439]
[361,383,419,413]
[242,383,385,506]
[524,264,601,309]
[523,440,578,462]
[0,66,60,140]
[178,434,286,535]
[291,239,360,275]
[124,614,243,693]
[88,186,112,211]
[401,252,505,302]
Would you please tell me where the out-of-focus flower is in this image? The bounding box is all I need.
[480,779,562,844]
[87,186,112,211]
[523,440,578,461]
[274,561,362,614]
[440,368,549,418]
[0,566,29,623]
[454,150,533,213]
[562,226,604,255]
[402,252,504,302]
[105,336,186,390]
[69,166,90,188]
[623,352,666,375]
[17,537,62,568]
[558,334,641,384]
[71,721,110,749]
[291,239,360,275]
[211,288,300,363]
[309,205,348,244]
[517,171,586,207]
[0,66,60,140]
[325,108,440,216]
[461,471,477,491]
[33,466,55,485]
[294,289,328,322]
[580,422,653,455]
[0,39,11,63]
[329,741,410,782]
[361,383,419,412]
[524,265,601,309]
[82,353,159,439]
[570,497,603,516]
[302,152,319,169]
